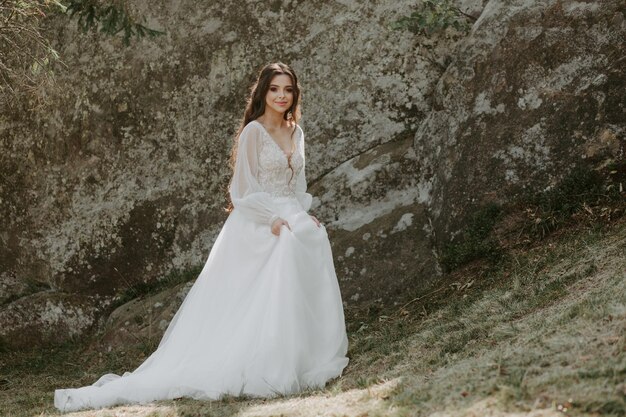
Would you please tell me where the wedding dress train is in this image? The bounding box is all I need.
[54,120,349,412]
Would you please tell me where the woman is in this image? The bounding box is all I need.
[54,62,349,412]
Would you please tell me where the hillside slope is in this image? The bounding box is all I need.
[1,216,623,416]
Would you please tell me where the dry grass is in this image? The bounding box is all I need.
[1,219,624,417]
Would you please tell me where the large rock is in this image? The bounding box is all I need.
[414,0,626,241]
[3,0,623,350]
[0,0,456,293]
[1,0,467,348]
[313,135,441,304]
[91,281,193,352]
[0,292,107,349]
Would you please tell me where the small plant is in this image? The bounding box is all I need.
[390,0,475,36]
[523,165,623,237]
[355,376,384,389]
[65,0,165,46]
[440,163,624,272]
[440,203,503,272]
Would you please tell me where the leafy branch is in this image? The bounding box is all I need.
[0,0,164,107]
[65,0,165,46]
[390,0,476,36]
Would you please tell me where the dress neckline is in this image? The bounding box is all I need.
[252,120,298,159]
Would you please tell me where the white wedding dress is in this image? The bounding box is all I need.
[54,120,350,412]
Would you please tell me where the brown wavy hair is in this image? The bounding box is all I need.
[224,62,302,213]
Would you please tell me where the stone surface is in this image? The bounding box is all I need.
[1,0,465,349]
[0,292,106,349]
[1,0,624,350]
[0,0,453,299]
[314,135,441,302]
[414,0,626,241]
[0,271,32,305]
[92,281,193,352]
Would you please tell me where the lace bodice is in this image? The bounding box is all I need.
[229,120,313,225]
[253,120,304,198]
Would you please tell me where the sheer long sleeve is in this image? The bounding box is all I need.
[295,127,313,212]
[229,124,281,226]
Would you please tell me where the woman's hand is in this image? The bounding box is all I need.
[310,215,321,227]
[271,218,291,236]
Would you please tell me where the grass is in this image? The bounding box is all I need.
[109,263,204,310]
[0,216,624,416]
[522,164,624,238]
[441,163,625,273]
[440,202,504,271]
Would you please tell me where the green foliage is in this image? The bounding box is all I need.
[440,203,503,272]
[390,0,473,36]
[64,0,165,46]
[440,163,624,272]
[581,398,626,415]
[523,165,623,237]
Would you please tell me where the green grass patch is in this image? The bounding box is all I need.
[522,164,624,238]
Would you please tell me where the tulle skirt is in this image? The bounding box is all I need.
[54,196,349,412]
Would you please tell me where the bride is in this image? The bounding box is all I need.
[54,62,350,412]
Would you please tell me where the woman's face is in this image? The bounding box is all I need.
[264,74,294,115]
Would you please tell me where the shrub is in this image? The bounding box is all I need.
[390,0,473,36]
